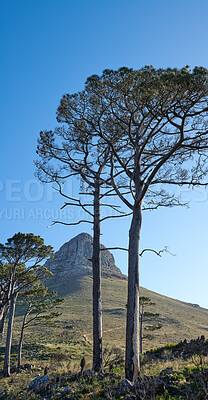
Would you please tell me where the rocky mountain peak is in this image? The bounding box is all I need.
[45,232,126,280]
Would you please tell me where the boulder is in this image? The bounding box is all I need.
[134,377,165,397]
[28,374,50,394]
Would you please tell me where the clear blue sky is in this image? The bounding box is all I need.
[1,0,208,307]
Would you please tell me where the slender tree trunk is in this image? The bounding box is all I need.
[0,313,5,343]
[18,311,28,369]
[3,293,17,377]
[125,202,142,381]
[140,311,143,355]
[0,304,9,343]
[0,280,13,343]
[92,178,103,371]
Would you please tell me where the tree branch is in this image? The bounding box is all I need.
[48,220,93,227]
[140,246,175,257]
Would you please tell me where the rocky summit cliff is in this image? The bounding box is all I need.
[45,232,126,280]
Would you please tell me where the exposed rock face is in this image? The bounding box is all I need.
[45,232,126,280]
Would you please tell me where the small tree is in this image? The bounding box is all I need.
[0,233,53,376]
[17,284,64,369]
[139,296,162,354]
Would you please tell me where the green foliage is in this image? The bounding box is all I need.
[39,65,208,212]
[149,343,177,354]
[140,295,162,352]
[183,365,199,375]
[0,233,54,376]
[0,232,53,265]
[155,392,181,400]
[17,283,64,368]
[0,232,53,298]
[19,284,64,327]
[171,372,185,381]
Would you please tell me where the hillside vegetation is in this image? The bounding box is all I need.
[0,275,208,398]
[12,275,208,356]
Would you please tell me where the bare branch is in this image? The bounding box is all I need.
[48,220,93,227]
[101,247,128,252]
[140,247,175,257]
[61,201,94,217]
[151,179,208,186]
[100,211,132,222]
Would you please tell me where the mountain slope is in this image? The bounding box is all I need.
[22,274,208,356]
[15,233,208,355]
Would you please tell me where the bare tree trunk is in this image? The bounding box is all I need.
[0,280,13,343]
[0,304,9,343]
[0,314,5,343]
[125,202,142,381]
[92,178,103,371]
[18,311,28,369]
[140,310,143,355]
[3,293,17,377]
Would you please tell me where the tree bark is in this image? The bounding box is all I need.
[140,309,143,355]
[0,304,9,343]
[92,178,103,371]
[18,311,28,369]
[125,202,142,381]
[3,292,17,377]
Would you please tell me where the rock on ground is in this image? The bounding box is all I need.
[28,374,50,394]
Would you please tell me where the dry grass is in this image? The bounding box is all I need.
[9,275,208,358]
